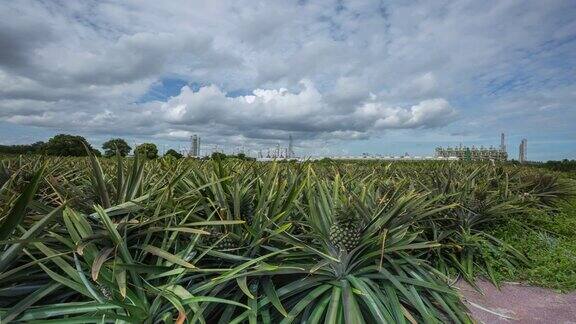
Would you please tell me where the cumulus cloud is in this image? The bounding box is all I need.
[153,80,457,140]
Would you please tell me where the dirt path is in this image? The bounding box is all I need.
[456,279,576,323]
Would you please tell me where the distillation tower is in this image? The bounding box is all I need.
[189,135,201,157]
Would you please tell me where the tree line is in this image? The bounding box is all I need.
[0,134,165,159]
[0,134,254,160]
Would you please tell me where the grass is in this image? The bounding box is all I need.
[491,196,576,291]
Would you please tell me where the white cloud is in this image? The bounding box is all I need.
[153,80,457,140]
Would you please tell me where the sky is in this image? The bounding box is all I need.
[0,0,575,161]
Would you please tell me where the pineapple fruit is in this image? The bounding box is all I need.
[329,208,362,252]
[240,198,254,226]
[203,229,237,250]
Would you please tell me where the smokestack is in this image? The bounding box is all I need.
[288,134,294,158]
[519,138,527,163]
[190,135,200,157]
[500,133,506,152]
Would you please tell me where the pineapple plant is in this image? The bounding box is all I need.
[2,154,570,323]
[470,188,489,212]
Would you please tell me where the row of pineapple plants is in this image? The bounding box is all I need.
[0,153,573,323]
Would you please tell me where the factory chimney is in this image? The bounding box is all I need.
[500,133,506,152]
[519,138,527,163]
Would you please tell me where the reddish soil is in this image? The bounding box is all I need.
[455,279,576,323]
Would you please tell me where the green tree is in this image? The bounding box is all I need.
[233,153,255,161]
[211,152,227,160]
[30,141,46,153]
[164,149,183,159]
[135,143,158,159]
[102,138,131,157]
[0,141,45,155]
[44,134,98,157]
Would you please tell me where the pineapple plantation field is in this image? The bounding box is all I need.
[0,154,575,323]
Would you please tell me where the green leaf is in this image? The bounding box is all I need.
[280,285,330,324]
[341,280,364,324]
[2,282,61,323]
[306,292,331,324]
[185,220,246,226]
[0,204,64,272]
[237,276,255,299]
[73,253,105,303]
[0,164,45,239]
[148,227,210,235]
[85,146,111,208]
[15,302,122,321]
[262,278,288,317]
[142,245,196,269]
[181,296,251,309]
[324,286,341,324]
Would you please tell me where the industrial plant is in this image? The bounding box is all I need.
[257,135,297,159]
[184,133,528,163]
[434,133,530,162]
[435,133,507,162]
